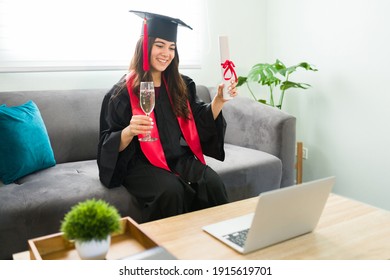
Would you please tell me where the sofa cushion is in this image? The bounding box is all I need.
[205,144,282,202]
[0,101,56,184]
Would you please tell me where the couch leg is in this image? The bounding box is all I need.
[296,142,303,184]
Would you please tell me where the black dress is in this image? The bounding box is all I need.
[97,74,228,222]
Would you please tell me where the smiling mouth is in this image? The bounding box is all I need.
[157,58,168,63]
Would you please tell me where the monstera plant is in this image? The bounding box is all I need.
[237,59,318,109]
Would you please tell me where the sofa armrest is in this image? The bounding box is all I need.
[221,95,296,188]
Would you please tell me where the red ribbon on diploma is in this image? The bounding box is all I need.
[221,60,238,82]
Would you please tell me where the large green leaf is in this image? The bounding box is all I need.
[274,59,287,76]
[298,62,318,71]
[237,76,247,87]
[247,63,280,87]
[280,81,311,91]
[284,62,318,75]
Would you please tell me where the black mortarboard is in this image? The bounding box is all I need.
[130,10,193,71]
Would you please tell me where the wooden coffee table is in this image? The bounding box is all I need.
[138,193,390,259]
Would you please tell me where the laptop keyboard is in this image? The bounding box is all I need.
[223,228,249,248]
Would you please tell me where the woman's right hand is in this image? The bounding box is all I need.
[127,115,154,137]
[119,115,154,151]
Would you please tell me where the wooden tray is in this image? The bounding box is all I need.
[28,217,159,260]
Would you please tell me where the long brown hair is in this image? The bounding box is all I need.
[129,36,190,119]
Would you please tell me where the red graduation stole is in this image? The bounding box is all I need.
[126,74,206,171]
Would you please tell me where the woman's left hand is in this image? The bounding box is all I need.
[211,80,238,119]
[216,80,238,102]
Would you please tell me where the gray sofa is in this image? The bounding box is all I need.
[0,85,295,259]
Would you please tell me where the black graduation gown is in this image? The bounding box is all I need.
[97,74,227,221]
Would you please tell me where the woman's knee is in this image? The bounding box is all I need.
[158,180,185,201]
[204,167,225,189]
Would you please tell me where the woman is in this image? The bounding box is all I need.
[97,11,238,222]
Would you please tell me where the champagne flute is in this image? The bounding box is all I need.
[139,82,157,142]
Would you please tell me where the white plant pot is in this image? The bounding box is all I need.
[75,235,111,260]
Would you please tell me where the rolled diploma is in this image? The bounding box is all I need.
[219,35,233,99]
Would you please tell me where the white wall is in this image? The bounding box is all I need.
[183,0,267,87]
[265,0,390,211]
[1,0,389,211]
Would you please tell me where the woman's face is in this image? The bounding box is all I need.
[150,38,176,73]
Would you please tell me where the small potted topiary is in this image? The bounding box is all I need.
[60,198,122,260]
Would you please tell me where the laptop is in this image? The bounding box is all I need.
[202,176,335,254]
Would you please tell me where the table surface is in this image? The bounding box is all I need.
[138,193,390,260]
[13,193,390,260]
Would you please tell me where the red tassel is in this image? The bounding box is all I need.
[143,18,149,72]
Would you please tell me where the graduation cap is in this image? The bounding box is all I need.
[130,10,193,71]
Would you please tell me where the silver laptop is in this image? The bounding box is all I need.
[202,176,335,254]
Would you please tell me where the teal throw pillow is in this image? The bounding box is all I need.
[0,100,56,184]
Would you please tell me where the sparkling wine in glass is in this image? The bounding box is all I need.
[139,82,157,142]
